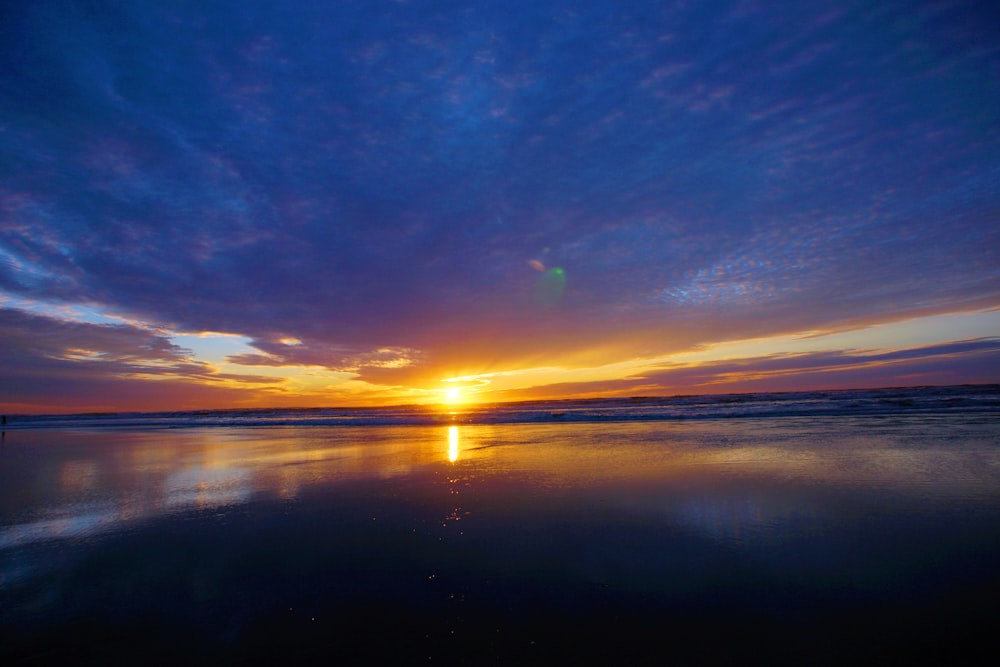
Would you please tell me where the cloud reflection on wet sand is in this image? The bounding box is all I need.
[2,418,996,551]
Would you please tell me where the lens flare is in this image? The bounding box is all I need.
[534,267,566,304]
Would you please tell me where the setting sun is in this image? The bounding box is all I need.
[443,387,462,404]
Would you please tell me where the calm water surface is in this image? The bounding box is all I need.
[2,415,999,664]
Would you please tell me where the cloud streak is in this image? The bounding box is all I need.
[490,338,1000,402]
[0,308,281,412]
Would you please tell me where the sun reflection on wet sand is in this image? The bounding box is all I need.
[448,425,459,463]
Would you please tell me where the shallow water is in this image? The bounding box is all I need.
[2,416,999,664]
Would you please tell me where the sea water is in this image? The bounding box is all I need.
[1,385,998,663]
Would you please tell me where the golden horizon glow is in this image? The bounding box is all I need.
[5,300,998,414]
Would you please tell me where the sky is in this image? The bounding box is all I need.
[1,0,998,413]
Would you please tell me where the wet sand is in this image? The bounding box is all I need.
[2,417,999,664]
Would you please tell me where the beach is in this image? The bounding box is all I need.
[2,390,999,664]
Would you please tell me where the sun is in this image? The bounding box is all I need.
[443,387,463,404]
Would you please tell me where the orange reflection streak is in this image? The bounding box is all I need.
[448,425,459,462]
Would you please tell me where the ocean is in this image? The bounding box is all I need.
[2,385,999,664]
[5,383,999,430]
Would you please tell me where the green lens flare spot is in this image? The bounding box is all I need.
[534,267,566,305]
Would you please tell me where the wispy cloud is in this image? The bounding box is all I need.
[0,308,281,412]
[488,338,1000,402]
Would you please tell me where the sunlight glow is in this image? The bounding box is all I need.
[428,309,1000,402]
[444,387,463,404]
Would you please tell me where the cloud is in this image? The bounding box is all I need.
[226,337,421,372]
[0,308,281,412]
[641,339,1000,389]
[493,338,1000,401]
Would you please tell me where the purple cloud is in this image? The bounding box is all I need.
[0,309,280,412]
